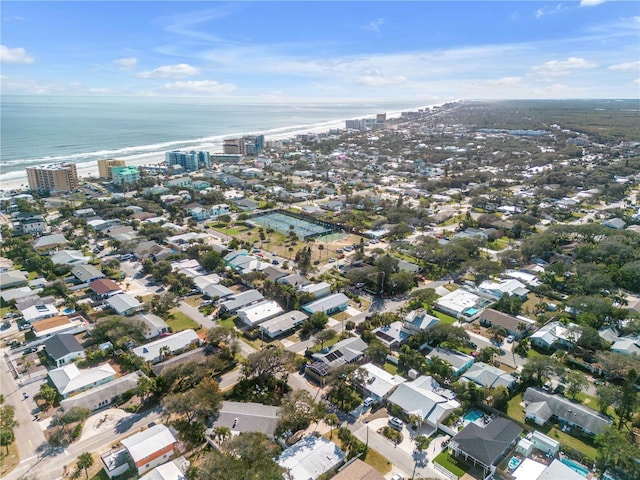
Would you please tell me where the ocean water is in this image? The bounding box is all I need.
[0,95,433,185]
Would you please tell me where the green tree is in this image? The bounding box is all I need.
[76,452,94,480]
[276,390,325,436]
[212,426,231,444]
[0,429,15,455]
[565,371,587,400]
[366,339,390,365]
[616,369,639,429]
[476,346,500,364]
[325,413,339,439]
[313,329,336,350]
[595,426,640,477]
[39,384,58,410]
[520,356,558,386]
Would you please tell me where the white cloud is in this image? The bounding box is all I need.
[114,57,138,71]
[363,18,385,33]
[535,4,567,19]
[481,77,523,87]
[136,63,200,79]
[88,88,112,94]
[0,45,34,64]
[532,83,574,96]
[161,80,236,94]
[531,57,596,76]
[357,73,407,86]
[608,60,640,71]
[580,0,607,6]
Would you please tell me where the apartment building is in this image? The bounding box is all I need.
[97,158,126,179]
[26,163,78,193]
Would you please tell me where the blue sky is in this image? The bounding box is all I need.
[1,1,639,99]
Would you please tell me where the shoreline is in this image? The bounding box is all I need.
[0,101,450,193]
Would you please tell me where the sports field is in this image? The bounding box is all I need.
[249,211,333,239]
[315,232,348,243]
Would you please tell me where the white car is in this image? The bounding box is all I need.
[506,335,515,343]
[391,474,404,480]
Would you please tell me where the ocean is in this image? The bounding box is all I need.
[0,95,435,187]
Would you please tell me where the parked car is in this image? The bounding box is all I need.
[388,417,404,431]
[506,335,515,343]
[363,397,375,408]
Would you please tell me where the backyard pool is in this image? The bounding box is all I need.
[63,308,75,315]
[508,456,521,471]
[561,458,589,477]
[463,409,484,423]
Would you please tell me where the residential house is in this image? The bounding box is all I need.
[306,337,368,385]
[331,459,385,480]
[107,293,142,316]
[50,249,90,266]
[450,417,523,476]
[426,347,475,376]
[135,313,170,339]
[372,321,412,349]
[530,321,579,350]
[478,279,529,300]
[236,300,284,327]
[72,264,105,283]
[387,376,459,431]
[260,310,308,339]
[61,371,144,412]
[48,363,116,398]
[522,387,613,436]
[0,257,14,273]
[139,459,188,480]
[277,435,345,480]
[43,333,85,367]
[359,362,406,401]
[22,303,58,323]
[13,213,46,234]
[89,278,123,299]
[32,315,87,339]
[404,308,440,332]
[434,289,487,321]
[301,293,349,316]
[132,329,200,364]
[278,273,310,288]
[220,290,264,313]
[33,233,68,251]
[478,309,535,339]
[208,401,281,439]
[202,283,234,300]
[601,218,626,230]
[460,362,517,389]
[120,424,179,475]
[0,270,28,289]
[298,282,331,299]
[536,459,586,480]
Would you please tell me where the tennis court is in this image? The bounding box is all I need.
[315,232,348,243]
[249,211,333,239]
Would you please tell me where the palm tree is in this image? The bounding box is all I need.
[213,426,231,444]
[325,413,339,439]
[77,452,94,479]
[159,345,171,362]
[318,244,324,259]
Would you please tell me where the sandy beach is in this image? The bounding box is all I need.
[0,105,442,193]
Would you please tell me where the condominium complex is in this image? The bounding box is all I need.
[222,135,265,156]
[111,166,140,186]
[26,163,78,193]
[165,150,210,172]
[97,158,126,179]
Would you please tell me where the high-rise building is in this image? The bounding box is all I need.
[111,166,140,186]
[165,150,210,172]
[97,159,126,179]
[26,163,78,193]
[222,135,264,156]
[223,139,245,155]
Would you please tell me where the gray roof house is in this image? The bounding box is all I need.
[260,310,308,339]
[208,401,281,438]
[523,387,613,436]
[460,362,517,389]
[61,371,144,412]
[72,264,105,283]
[301,293,349,316]
[0,270,29,289]
[450,417,523,475]
[43,334,85,367]
[106,293,142,316]
[219,289,264,313]
[426,347,475,376]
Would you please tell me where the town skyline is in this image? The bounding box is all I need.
[1,1,639,99]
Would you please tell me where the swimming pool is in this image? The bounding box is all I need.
[508,456,521,471]
[463,307,479,316]
[463,409,483,422]
[561,458,589,477]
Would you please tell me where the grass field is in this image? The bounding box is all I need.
[0,441,19,477]
[434,451,470,478]
[167,310,201,332]
[433,311,458,325]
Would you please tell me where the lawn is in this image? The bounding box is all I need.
[217,316,238,330]
[433,311,458,325]
[0,440,19,477]
[183,295,203,307]
[506,393,598,460]
[167,310,201,332]
[383,361,399,375]
[323,433,391,475]
[434,451,471,478]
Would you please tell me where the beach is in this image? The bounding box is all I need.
[0,102,446,193]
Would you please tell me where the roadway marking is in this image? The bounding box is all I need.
[28,439,33,449]
[20,455,38,463]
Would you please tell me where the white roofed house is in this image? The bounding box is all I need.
[23,303,58,323]
[48,363,116,398]
[61,371,145,412]
[530,321,580,350]
[460,362,517,390]
[277,435,345,480]
[0,270,29,289]
[107,293,142,316]
[387,376,460,432]
[236,300,284,328]
[50,249,90,266]
[135,313,170,339]
[359,362,406,401]
[478,279,529,300]
[301,293,349,316]
[132,329,200,364]
[260,310,308,339]
[426,347,475,377]
[102,424,179,477]
[298,281,331,299]
[434,289,487,322]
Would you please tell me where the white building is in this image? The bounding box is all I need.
[277,435,345,480]
[132,329,200,364]
[237,300,284,327]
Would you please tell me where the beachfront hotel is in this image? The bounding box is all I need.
[111,165,140,186]
[97,158,126,179]
[26,162,78,193]
[165,150,211,172]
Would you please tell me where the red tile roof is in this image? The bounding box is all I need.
[89,278,121,295]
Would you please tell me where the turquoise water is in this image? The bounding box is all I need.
[463,307,479,316]
[561,458,589,477]
[508,456,521,471]
[463,409,483,422]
